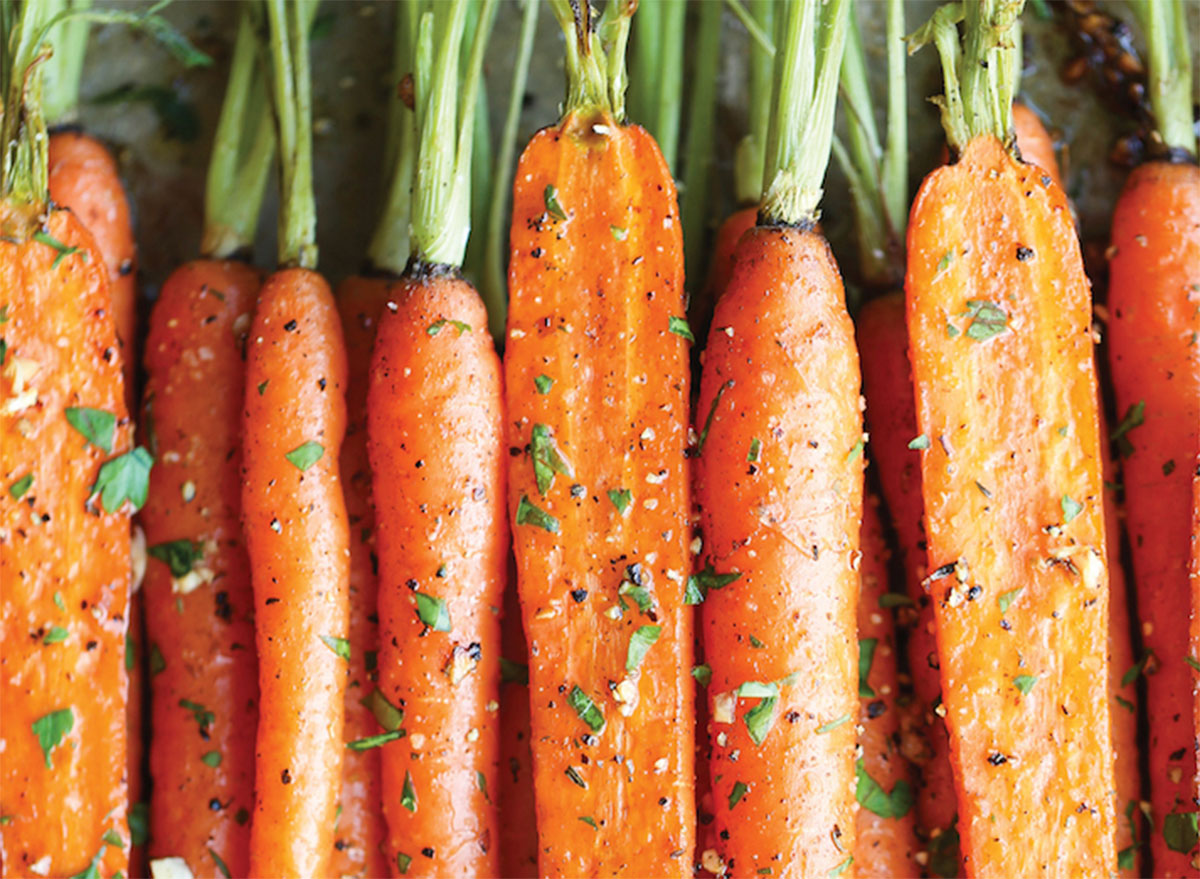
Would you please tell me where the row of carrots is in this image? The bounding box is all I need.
[1,0,1198,877]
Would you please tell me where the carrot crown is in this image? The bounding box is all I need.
[549,0,635,121]
[0,0,52,227]
[759,0,851,227]
[202,7,275,259]
[407,0,497,269]
[833,0,908,288]
[265,0,318,269]
[40,0,90,125]
[1132,0,1195,158]
[909,0,1024,157]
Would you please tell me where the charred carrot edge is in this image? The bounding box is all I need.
[141,262,261,878]
[906,3,1117,872]
[1108,159,1200,875]
[506,2,695,874]
[855,494,921,876]
[1,6,137,876]
[696,1,857,875]
[244,3,350,875]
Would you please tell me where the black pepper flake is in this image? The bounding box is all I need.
[720,830,730,840]
[284,319,298,332]
[421,847,435,859]
[406,579,418,591]
[966,585,982,601]
[466,642,482,661]
[570,483,585,498]
[209,798,222,811]
[867,700,886,719]
[570,589,588,603]
[987,752,1007,765]
[1016,245,1034,262]
[415,460,425,469]
[318,377,326,390]
[281,768,293,784]
[785,711,801,723]
[658,797,668,806]
[265,597,280,606]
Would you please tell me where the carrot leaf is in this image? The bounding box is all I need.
[319,634,350,661]
[855,758,914,818]
[65,406,114,452]
[415,592,452,633]
[284,440,324,472]
[625,625,662,672]
[91,446,153,513]
[147,538,204,578]
[1130,0,1195,156]
[9,473,33,500]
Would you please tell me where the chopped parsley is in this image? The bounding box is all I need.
[397,853,413,874]
[997,587,1022,615]
[816,713,852,734]
[43,626,68,645]
[567,685,605,733]
[201,750,222,768]
[320,634,351,661]
[1111,400,1145,457]
[401,770,418,812]
[500,658,529,685]
[579,815,598,829]
[908,434,930,450]
[361,688,404,731]
[534,374,554,394]
[684,561,742,605]
[668,316,694,342]
[696,380,732,454]
[179,699,214,736]
[747,438,761,462]
[544,184,567,220]
[426,318,471,337]
[607,488,632,514]
[90,446,153,513]
[858,638,878,698]
[691,664,712,686]
[963,300,1008,341]
[855,758,914,819]
[346,729,406,750]
[1061,494,1083,523]
[147,538,204,577]
[9,473,32,500]
[531,424,572,494]
[415,592,452,632]
[31,707,74,767]
[625,625,661,672]
[728,780,749,809]
[743,695,777,745]
[285,440,324,471]
[65,406,115,453]
[209,848,232,879]
[1013,674,1038,695]
[515,494,559,533]
[828,856,854,877]
[1163,811,1199,854]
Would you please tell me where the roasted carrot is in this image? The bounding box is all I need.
[498,577,539,879]
[505,1,695,874]
[243,3,350,875]
[142,261,261,879]
[905,2,1116,873]
[48,131,137,409]
[139,12,274,874]
[1191,459,1200,813]
[365,5,504,875]
[1,5,139,875]
[856,495,921,877]
[694,1,858,875]
[1011,103,1061,191]
[1106,2,1200,870]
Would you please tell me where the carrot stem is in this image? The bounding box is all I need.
[1131,0,1195,156]
[1,0,51,221]
[681,0,722,292]
[832,0,905,287]
[549,0,633,119]
[266,0,318,268]
[203,7,275,259]
[732,0,775,205]
[723,0,775,58]
[629,0,660,125]
[760,0,850,226]
[481,0,538,338]
[652,0,685,172]
[40,0,90,125]
[409,0,497,268]
[367,1,419,275]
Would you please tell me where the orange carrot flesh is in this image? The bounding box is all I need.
[1011,103,1062,192]
[694,206,757,341]
[125,587,147,879]
[1190,459,1200,813]
[906,134,1116,875]
[856,293,960,869]
[1,207,131,878]
[1107,159,1200,875]
[330,278,390,879]
[141,259,261,877]
[242,266,350,878]
[48,131,138,408]
[855,494,920,877]
[367,273,505,878]
[498,572,539,879]
[505,112,695,876]
[694,226,861,876]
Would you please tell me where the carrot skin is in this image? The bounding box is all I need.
[691,206,758,343]
[856,494,921,877]
[498,573,539,879]
[366,274,504,878]
[906,135,1116,876]
[1,208,131,878]
[506,113,696,876]
[330,278,391,879]
[49,131,138,408]
[1190,458,1200,813]
[1011,103,1062,192]
[695,226,862,877]
[243,267,350,878]
[1106,160,1200,876]
[141,260,261,877]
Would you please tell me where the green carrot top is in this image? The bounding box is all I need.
[549,0,635,122]
[759,0,851,227]
[910,0,1025,158]
[1131,0,1195,158]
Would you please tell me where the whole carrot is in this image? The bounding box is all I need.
[1106,2,1200,871]
[243,3,350,875]
[906,2,1116,873]
[505,1,695,874]
[367,4,504,875]
[856,496,920,877]
[694,0,858,875]
[1,4,141,875]
[140,11,273,876]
